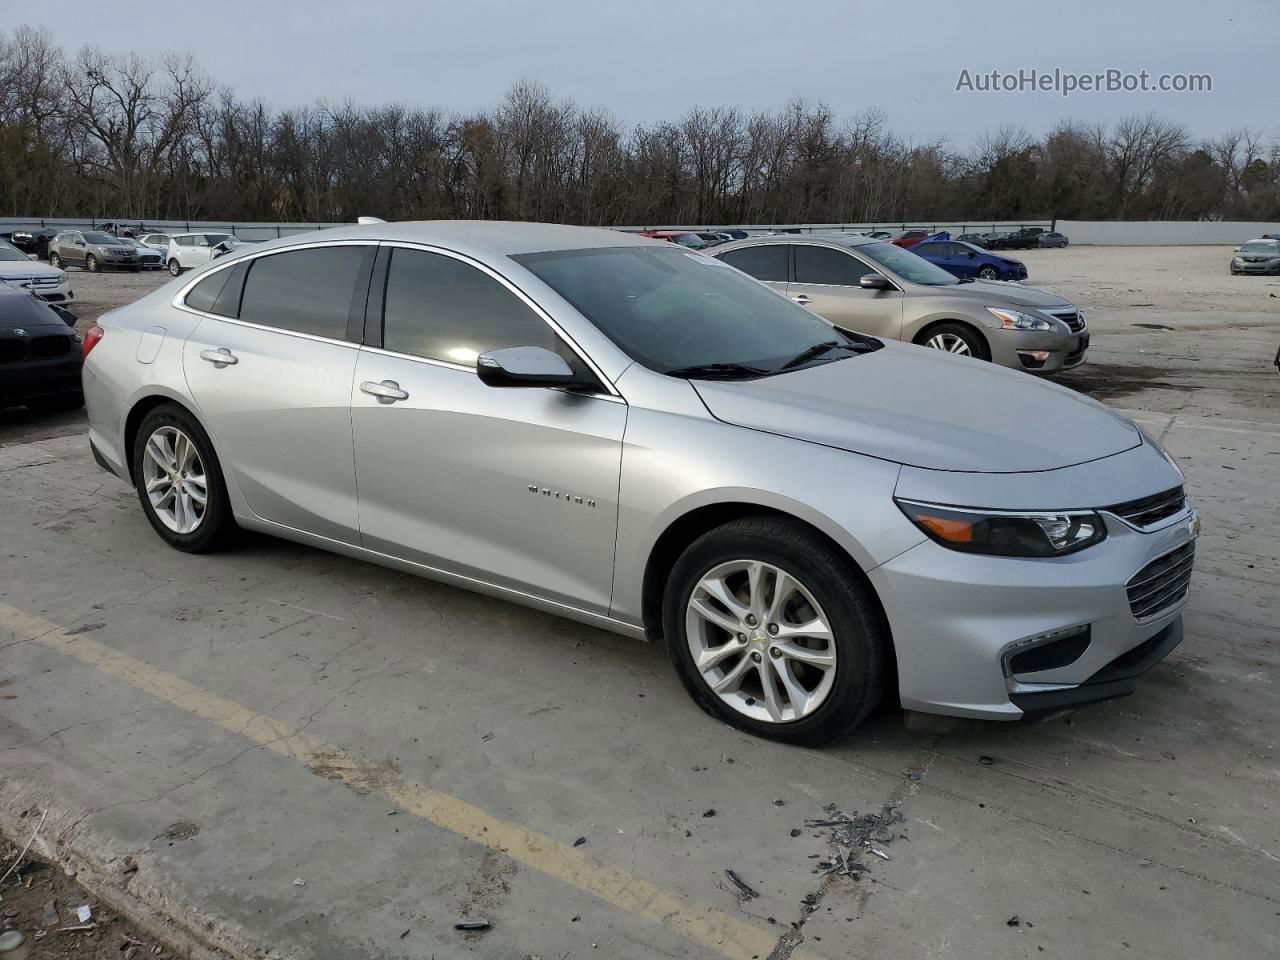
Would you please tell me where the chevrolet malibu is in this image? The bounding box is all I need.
[82,222,1197,744]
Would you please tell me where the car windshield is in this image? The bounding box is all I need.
[853,241,959,286]
[1240,241,1277,254]
[0,240,28,262]
[672,233,705,249]
[83,232,117,244]
[515,246,869,376]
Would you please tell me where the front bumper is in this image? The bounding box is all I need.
[989,326,1088,373]
[868,501,1197,721]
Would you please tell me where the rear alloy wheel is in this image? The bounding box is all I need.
[85,254,99,273]
[132,404,236,552]
[977,265,1000,280]
[664,517,887,744]
[168,259,182,277]
[920,322,989,360]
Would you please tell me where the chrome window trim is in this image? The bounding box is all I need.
[171,238,622,399]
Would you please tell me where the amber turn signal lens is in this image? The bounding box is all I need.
[915,513,974,543]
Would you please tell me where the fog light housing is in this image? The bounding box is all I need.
[1018,350,1051,369]
[1002,624,1092,677]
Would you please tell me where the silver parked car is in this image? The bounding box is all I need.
[82,222,1195,743]
[48,230,142,273]
[709,234,1088,373]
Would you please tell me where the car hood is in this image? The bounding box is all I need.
[912,279,1068,309]
[0,262,61,279]
[691,341,1141,473]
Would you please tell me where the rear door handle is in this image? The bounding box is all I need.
[199,347,238,367]
[360,379,409,403]
[791,295,813,305]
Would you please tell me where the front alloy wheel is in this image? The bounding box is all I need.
[977,265,1000,280]
[686,560,836,723]
[664,516,887,744]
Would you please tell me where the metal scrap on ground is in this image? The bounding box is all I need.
[805,803,905,878]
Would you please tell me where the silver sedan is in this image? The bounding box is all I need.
[82,222,1196,743]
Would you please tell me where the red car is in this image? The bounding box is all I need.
[889,230,929,249]
[637,230,707,249]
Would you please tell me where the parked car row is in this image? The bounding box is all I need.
[78,221,1189,745]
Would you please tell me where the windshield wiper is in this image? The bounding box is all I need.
[780,340,845,370]
[665,362,769,380]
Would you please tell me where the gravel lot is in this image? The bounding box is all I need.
[1,244,1277,960]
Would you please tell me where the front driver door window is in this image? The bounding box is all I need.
[790,244,903,340]
[350,246,626,614]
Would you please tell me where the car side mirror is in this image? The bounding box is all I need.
[476,346,577,388]
[859,274,891,291]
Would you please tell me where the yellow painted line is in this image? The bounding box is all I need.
[0,603,821,960]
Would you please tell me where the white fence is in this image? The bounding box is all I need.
[1055,220,1280,246]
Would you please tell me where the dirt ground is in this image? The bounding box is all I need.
[1,827,174,960]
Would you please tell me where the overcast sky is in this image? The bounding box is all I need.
[20,0,1278,143]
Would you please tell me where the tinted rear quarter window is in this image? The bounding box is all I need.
[382,248,567,368]
[239,246,366,340]
[794,245,872,286]
[718,245,788,282]
[184,270,233,314]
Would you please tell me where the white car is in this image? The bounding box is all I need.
[0,238,74,304]
[165,232,240,276]
[138,233,172,253]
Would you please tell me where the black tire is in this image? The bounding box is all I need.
[168,259,183,277]
[976,265,1000,280]
[916,321,990,361]
[663,516,888,745]
[131,265,142,273]
[85,254,99,273]
[26,392,84,414]
[131,403,237,553]
[49,252,62,268]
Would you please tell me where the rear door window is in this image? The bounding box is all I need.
[238,246,368,340]
[718,245,789,282]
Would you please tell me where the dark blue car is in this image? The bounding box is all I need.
[913,240,1028,281]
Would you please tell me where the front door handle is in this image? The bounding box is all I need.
[791,294,813,305]
[199,347,238,367]
[360,379,409,403]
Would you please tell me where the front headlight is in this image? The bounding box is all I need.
[987,307,1054,332]
[896,499,1106,558]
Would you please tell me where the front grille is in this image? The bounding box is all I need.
[3,275,59,288]
[1106,485,1186,527]
[1127,541,1195,620]
[0,338,24,362]
[1046,308,1086,333]
[30,334,71,359]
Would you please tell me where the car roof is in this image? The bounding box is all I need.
[710,232,881,253]
[207,221,665,260]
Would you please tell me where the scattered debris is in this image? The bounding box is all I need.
[155,821,199,843]
[65,621,106,635]
[573,837,587,847]
[805,803,905,878]
[702,808,716,818]
[0,931,27,954]
[0,808,47,888]
[399,929,410,939]
[724,869,759,900]
[1007,916,1021,927]
[789,828,802,838]
[292,878,306,887]
[41,898,59,926]
[454,919,491,931]
[772,799,786,806]
[979,755,995,766]
[76,904,93,923]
